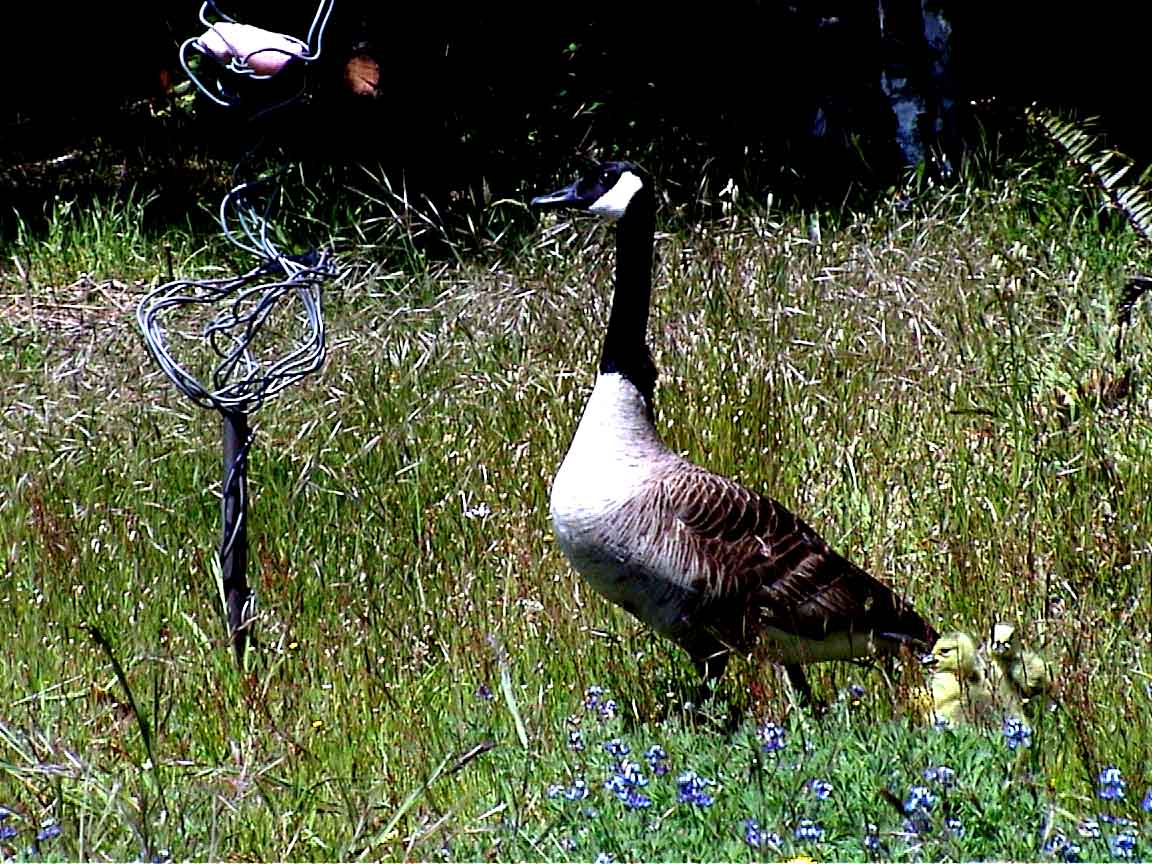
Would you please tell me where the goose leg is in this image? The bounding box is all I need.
[784,663,815,707]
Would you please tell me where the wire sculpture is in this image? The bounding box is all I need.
[138,0,339,662]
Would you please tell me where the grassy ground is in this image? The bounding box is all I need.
[1,158,1150,861]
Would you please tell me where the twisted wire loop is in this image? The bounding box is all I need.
[136,177,336,416]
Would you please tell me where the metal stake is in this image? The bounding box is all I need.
[221,409,251,661]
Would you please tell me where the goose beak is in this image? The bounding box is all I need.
[920,653,938,669]
[531,179,583,209]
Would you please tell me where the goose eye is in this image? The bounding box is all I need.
[600,169,614,185]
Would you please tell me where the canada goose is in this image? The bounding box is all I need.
[922,631,1012,726]
[988,622,1053,707]
[531,161,938,705]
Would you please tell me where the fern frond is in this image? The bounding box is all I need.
[1026,105,1152,247]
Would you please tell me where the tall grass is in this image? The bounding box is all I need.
[0,158,1149,861]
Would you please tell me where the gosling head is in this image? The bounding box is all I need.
[989,622,1018,657]
[531,160,650,222]
[923,632,981,676]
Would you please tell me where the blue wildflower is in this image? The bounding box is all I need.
[593,853,613,864]
[1044,832,1082,863]
[605,760,651,809]
[758,722,787,753]
[924,765,956,787]
[1003,715,1033,750]
[617,759,648,787]
[476,684,494,701]
[0,808,9,822]
[564,779,589,801]
[743,819,781,848]
[904,785,938,813]
[599,698,618,720]
[36,824,61,842]
[848,683,866,701]
[603,738,630,758]
[1109,831,1137,859]
[584,686,605,711]
[806,778,833,800]
[1142,788,1152,813]
[546,783,564,799]
[794,819,824,842]
[644,745,668,775]
[1097,766,1126,801]
[1077,819,1101,839]
[0,825,16,841]
[676,770,714,807]
[946,817,964,836]
[863,823,882,852]
[568,729,585,752]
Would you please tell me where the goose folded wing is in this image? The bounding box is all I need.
[668,469,924,643]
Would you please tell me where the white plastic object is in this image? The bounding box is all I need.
[197,22,307,76]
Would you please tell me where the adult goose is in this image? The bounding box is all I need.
[531,160,938,705]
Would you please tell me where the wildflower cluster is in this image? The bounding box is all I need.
[794,818,824,842]
[644,745,668,776]
[1108,831,1137,859]
[1002,715,1032,750]
[1043,831,1083,862]
[604,759,652,810]
[1096,766,1125,801]
[806,778,833,801]
[758,721,787,754]
[902,784,937,835]
[584,685,617,720]
[923,765,956,788]
[676,770,714,807]
[743,819,781,849]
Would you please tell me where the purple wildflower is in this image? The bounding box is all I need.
[1109,831,1137,859]
[1003,716,1033,750]
[1077,819,1101,839]
[676,770,714,807]
[904,785,937,813]
[744,819,781,849]
[806,778,833,800]
[1097,767,1125,801]
[794,819,824,842]
[603,738,630,758]
[758,722,786,754]
[36,824,61,842]
[644,745,668,775]
[564,779,589,801]
[923,765,956,787]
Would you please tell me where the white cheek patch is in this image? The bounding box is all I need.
[589,171,644,220]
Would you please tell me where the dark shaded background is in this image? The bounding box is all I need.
[3,1,1149,224]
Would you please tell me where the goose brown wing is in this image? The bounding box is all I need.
[666,467,935,645]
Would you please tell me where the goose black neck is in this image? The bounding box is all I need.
[600,194,657,413]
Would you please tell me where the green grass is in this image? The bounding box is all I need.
[0,161,1150,861]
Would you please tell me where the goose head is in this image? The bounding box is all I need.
[531,160,651,222]
[989,622,1018,657]
[922,631,980,676]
